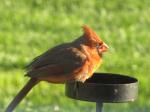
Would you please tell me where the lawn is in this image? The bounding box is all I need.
[0,0,150,112]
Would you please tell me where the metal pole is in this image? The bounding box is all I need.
[96,102,103,112]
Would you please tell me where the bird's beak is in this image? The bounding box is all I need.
[99,43,109,52]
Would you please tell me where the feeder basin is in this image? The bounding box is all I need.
[65,73,138,103]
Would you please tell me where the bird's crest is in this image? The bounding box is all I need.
[82,25,102,43]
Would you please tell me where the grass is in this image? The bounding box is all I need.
[0,0,150,111]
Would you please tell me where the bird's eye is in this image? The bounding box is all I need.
[96,43,101,48]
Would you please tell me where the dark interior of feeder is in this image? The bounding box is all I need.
[85,73,137,84]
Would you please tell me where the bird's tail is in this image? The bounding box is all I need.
[5,78,39,112]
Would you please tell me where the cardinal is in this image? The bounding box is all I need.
[6,25,108,111]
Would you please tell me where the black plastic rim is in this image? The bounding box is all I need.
[65,73,138,103]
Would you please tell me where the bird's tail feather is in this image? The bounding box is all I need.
[5,78,38,112]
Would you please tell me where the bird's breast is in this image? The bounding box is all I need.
[85,48,102,78]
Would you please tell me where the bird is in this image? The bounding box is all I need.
[6,25,108,112]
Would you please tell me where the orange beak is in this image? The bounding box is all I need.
[99,43,109,53]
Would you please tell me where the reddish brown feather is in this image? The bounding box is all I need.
[82,25,103,43]
[6,25,106,112]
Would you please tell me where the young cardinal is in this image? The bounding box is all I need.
[6,25,108,111]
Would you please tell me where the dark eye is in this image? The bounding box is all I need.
[96,43,99,48]
[96,43,102,48]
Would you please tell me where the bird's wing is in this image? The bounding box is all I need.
[26,44,87,78]
[26,43,71,70]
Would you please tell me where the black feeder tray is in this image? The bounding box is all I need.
[65,73,138,112]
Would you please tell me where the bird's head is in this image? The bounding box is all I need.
[82,25,109,55]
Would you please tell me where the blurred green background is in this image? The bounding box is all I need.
[0,0,150,112]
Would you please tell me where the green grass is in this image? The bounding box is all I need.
[0,0,150,111]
